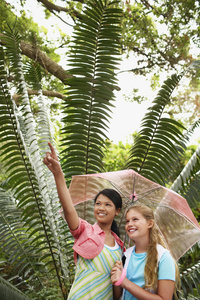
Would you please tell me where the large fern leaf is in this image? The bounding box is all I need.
[170,117,200,207]
[61,0,122,177]
[0,32,73,299]
[170,144,200,206]
[179,245,200,299]
[126,74,186,185]
[0,275,30,300]
[0,188,45,288]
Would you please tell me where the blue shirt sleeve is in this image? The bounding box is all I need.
[158,251,176,281]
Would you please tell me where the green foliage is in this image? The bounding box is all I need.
[170,120,200,209]
[0,1,200,299]
[179,243,200,299]
[126,73,186,185]
[0,30,74,299]
[103,139,131,171]
[120,0,199,73]
[61,0,122,177]
[123,88,148,104]
[166,63,200,126]
[0,0,62,61]
[0,275,30,300]
[178,153,200,209]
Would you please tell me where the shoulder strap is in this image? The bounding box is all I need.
[123,246,135,270]
[157,244,169,263]
[123,244,168,267]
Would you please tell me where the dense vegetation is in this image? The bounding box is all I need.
[0,0,199,299]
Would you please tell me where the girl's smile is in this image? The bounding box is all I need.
[125,209,153,242]
[94,194,120,224]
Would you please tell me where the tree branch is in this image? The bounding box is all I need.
[0,32,72,83]
[13,89,66,104]
[20,41,72,83]
[37,0,82,19]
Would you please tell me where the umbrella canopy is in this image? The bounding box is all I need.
[69,169,200,260]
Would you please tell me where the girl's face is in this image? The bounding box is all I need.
[94,194,120,225]
[125,209,153,242]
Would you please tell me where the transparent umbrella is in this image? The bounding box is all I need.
[69,169,200,260]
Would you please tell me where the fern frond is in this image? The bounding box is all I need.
[126,73,186,185]
[170,145,200,205]
[61,0,122,177]
[0,35,73,298]
[0,275,30,300]
[180,260,200,298]
[0,188,45,288]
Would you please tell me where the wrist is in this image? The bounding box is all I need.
[53,168,64,176]
[115,269,126,286]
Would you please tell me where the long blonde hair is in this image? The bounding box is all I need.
[126,204,180,298]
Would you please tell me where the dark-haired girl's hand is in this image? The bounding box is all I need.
[43,142,79,231]
[43,142,62,175]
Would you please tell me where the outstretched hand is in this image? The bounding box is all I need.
[43,142,62,175]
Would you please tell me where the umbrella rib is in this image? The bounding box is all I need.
[107,178,162,202]
[136,186,162,200]
[108,181,131,202]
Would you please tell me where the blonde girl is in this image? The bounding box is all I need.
[111,204,180,300]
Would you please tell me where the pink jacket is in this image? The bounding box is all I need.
[70,218,124,264]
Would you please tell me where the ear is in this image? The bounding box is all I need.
[148,219,154,229]
[115,208,121,216]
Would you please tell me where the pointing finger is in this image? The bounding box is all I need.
[48,142,55,154]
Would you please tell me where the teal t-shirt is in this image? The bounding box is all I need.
[124,247,175,300]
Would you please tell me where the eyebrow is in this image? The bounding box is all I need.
[96,200,112,204]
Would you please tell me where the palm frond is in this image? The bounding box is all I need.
[170,144,200,207]
[180,259,200,299]
[0,275,30,300]
[0,32,73,299]
[126,73,186,185]
[184,118,200,145]
[61,0,122,178]
[183,173,200,208]
[0,188,45,288]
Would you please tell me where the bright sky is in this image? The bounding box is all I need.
[109,62,200,145]
[107,63,154,144]
[8,0,199,145]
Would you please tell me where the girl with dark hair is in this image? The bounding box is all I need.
[94,189,122,237]
[111,204,180,300]
[43,142,124,300]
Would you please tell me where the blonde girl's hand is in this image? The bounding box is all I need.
[111,260,123,284]
[43,142,62,175]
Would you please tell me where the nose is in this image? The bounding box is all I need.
[127,220,134,227]
[98,204,106,210]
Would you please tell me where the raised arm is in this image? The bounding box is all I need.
[43,142,79,231]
